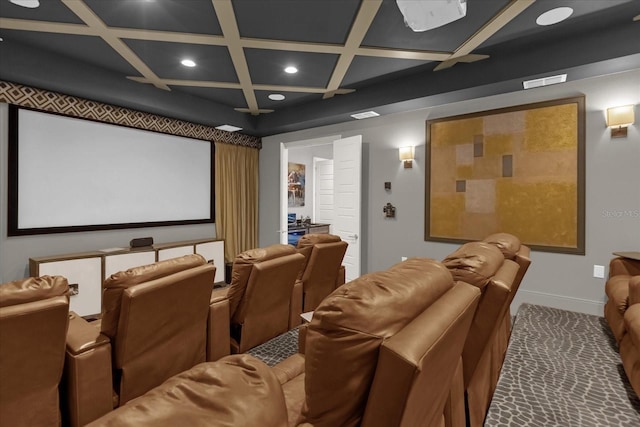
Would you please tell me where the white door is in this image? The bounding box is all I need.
[333,135,362,281]
[314,158,334,227]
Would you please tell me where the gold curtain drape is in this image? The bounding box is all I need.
[214,141,259,263]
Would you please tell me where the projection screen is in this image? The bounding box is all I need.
[8,105,214,235]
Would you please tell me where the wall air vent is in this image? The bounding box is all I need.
[350,111,380,120]
[523,74,567,89]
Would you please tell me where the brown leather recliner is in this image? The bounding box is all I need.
[482,233,531,388]
[87,258,481,427]
[208,244,305,355]
[63,254,215,427]
[0,276,70,426]
[295,233,347,314]
[605,256,640,343]
[442,241,520,427]
[620,275,640,396]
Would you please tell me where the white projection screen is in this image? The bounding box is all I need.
[8,106,214,235]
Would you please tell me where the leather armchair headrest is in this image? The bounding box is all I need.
[296,234,345,281]
[0,276,69,308]
[482,233,521,259]
[296,233,341,249]
[227,244,297,318]
[101,254,207,339]
[442,242,504,289]
[302,258,454,426]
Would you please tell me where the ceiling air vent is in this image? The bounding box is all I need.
[523,74,567,89]
[215,124,242,132]
[350,111,380,120]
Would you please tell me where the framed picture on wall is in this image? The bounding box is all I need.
[288,162,306,207]
[425,96,585,254]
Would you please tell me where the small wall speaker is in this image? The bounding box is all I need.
[130,237,154,248]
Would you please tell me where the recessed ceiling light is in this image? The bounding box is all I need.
[215,124,243,132]
[181,59,196,67]
[9,0,40,8]
[536,7,573,26]
[284,66,298,74]
[350,111,380,120]
[268,94,285,101]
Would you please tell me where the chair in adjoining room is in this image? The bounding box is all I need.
[208,244,305,355]
[441,241,520,427]
[0,276,70,426]
[63,254,215,427]
[294,233,347,316]
[605,255,640,343]
[86,258,481,427]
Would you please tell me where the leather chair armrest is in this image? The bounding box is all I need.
[66,312,110,355]
[610,257,640,277]
[629,276,640,306]
[444,357,466,427]
[290,279,303,329]
[271,353,305,385]
[462,260,519,387]
[210,286,229,304]
[207,292,231,361]
[335,265,346,290]
[64,312,113,427]
[298,323,308,355]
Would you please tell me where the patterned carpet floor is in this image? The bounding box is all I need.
[485,303,640,426]
[247,327,299,367]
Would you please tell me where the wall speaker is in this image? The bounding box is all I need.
[130,237,154,248]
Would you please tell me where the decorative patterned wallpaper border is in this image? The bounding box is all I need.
[0,81,261,149]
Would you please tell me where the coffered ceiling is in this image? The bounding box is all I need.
[1,0,639,137]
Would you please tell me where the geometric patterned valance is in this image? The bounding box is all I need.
[0,81,261,149]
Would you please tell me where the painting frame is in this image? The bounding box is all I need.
[287,162,306,207]
[425,96,585,255]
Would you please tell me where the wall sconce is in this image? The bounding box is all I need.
[399,146,415,168]
[606,105,635,138]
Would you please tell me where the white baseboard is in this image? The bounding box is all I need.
[510,289,605,317]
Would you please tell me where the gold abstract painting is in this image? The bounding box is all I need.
[425,96,585,254]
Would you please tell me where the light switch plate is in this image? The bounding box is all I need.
[593,265,605,279]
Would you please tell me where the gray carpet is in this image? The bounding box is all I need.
[485,303,640,426]
[247,327,299,367]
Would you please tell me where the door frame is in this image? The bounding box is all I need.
[279,135,341,244]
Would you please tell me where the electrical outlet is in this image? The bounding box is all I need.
[593,265,605,279]
[401,256,408,262]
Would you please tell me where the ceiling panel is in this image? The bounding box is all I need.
[124,39,238,82]
[1,0,638,136]
[0,29,138,76]
[481,0,636,49]
[0,0,83,24]
[361,0,510,51]
[84,0,222,35]
[342,55,432,87]
[255,90,322,110]
[234,0,360,44]
[170,86,247,108]
[244,48,338,87]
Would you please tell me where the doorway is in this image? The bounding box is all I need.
[280,135,363,281]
